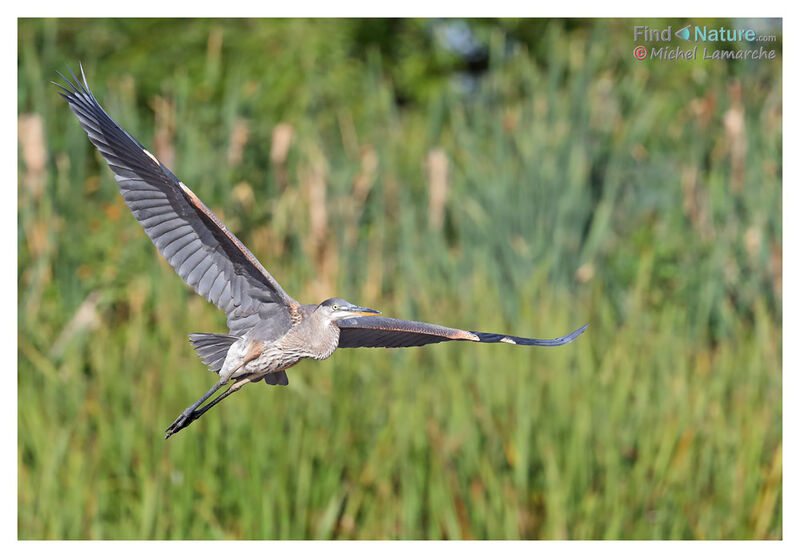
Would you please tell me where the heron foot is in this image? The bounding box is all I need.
[164,408,197,439]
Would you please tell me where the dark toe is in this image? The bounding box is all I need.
[165,412,194,437]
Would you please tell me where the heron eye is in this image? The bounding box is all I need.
[333,304,339,310]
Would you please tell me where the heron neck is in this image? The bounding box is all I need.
[292,308,340,360]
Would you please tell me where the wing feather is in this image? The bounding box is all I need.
[57,66,298,337]
[336,316,587,349]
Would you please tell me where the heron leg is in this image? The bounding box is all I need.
[164,376,254,439]
[189,377,253,422]
[164,378,227,437]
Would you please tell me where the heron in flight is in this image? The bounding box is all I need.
[55,66,588,439]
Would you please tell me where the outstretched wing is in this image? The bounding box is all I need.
[55,66,299,337]
[336,316,588,349]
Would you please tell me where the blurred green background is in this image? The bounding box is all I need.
[18,18,782,539]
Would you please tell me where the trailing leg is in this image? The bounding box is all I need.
[164,376,255,439]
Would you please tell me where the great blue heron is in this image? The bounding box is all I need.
[55,66,588,439]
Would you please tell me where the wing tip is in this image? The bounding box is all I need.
[53,63,95,103]
[545,323,589,346]
[471,322,589,347]
[550,322,589,345]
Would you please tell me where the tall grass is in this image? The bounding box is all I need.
[18,19,781,539]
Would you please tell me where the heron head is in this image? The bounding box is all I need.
[318,297,381,320]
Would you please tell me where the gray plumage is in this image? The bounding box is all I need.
[56,66,588,439]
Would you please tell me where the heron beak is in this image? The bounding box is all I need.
[349,305,381,316]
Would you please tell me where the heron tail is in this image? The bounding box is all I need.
[263,370,289,386]
[188,333,239,372]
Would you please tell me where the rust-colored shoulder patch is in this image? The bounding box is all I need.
[244,339,266,363]
[289,302,303,325]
